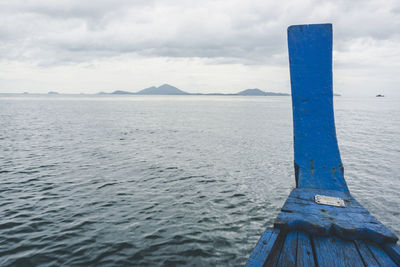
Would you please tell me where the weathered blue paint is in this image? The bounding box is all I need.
[277,232,297,266]
[354,240,381,266]
[296,232,315,267]
[246,228,280,267]
[384,243,400,266]
[288,24,348,192]
[247,230,400,266]
[313,235,364,267]
[279,23,399,245]
[274,188,398,244]
[246,23,400,267]
[364,240,398,266]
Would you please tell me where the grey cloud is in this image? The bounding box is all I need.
[0,0,399,66]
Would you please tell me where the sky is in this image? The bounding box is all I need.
[0,0,399,96]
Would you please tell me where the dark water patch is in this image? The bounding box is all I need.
[160,258,187,266]
[224,204,237,209]
[178,175,204,181]
[213,198,225,204]
[144,234,162,240]
[64,220,96,231]
[142,203,159,211]
[97,182,118,189]
[130,251,144,261]
[100,201,118,208]
[231,193,246,198]
[38,164,57,169]
[0,201,15,208]
[0,243,46,259]
[39,185,55,192]
[0,222,23,230]
[197,217,216,224]
[179,248,214,257]
[198,179,217,184]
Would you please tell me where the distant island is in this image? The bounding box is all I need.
[237,88,289,96]
[138,84,189,95]
[48,91,59,94]
[107,84,289,96]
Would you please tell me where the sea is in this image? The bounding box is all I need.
[1,94,399,266]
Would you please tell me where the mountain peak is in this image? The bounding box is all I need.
[237,88,266,95]
[159,83,174,88]
[137,84,189,95]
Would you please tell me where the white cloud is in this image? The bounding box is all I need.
[0,0,399,95]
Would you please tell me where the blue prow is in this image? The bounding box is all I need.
[273,23,397,243]
[246,23,399,267]
[288,24,348,192]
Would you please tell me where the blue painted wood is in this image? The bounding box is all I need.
[288,24,348,192]
[274,188,398,244]
[354,240,380,266]
[246,228,279,267]
[313,236,364,267]
[247,23,400,267]
[282,188,365,213]
[384,243,400,266]
[296,232,315,267]
[277,232,297,266]
[366,241,398,266]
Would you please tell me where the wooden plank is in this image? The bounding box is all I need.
[383,243,400,266]
[288,23,348,192]
[367,241,397,267]
[277,232,297,267]
[246,228,279,267]
[264,231,287,266]
[289,188,350,200]
[274,188,398,244]
[313,236,364,267]
[297,232,315,267]
[354,240,380,267]
[281,196,370,217]
[285,188,365,211]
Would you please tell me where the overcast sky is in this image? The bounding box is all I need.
[0,0,399,95]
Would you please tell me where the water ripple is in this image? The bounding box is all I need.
[0,95,399,266]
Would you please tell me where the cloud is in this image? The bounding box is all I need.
[0,0,399,94]
[0,0,397,64]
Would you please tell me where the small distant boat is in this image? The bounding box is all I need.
[376,94,385,97]
[246,24,399,266]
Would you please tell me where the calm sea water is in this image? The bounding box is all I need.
[1,94,399,266]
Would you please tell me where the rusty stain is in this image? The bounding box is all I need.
[310,159,314,175]
[338,163,344,174]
